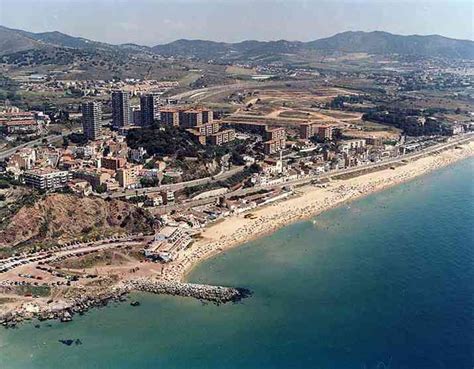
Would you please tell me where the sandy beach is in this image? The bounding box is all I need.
[162,141,474,282]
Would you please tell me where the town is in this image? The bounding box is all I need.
[0,25,473,328]
[1,78,472,274]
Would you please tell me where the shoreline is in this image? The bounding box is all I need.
[0,140,472,327]
[159,141,474,283]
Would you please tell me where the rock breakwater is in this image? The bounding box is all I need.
[123,279,251,304]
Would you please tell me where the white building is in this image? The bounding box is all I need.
[23,169,71,191]
[144,227,192,262]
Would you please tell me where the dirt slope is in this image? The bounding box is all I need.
[0,194,155,249]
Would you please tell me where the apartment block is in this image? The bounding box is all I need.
[196,122,220,136]
[264,127,286,142]
[264,127,286,155]
[160,109,180,126]
[299,123,314,140]
[140,94,158,126]
[179,110,203,128]
[299,123,333,140]
[23,169,71,191]
[207,129,236,146]
[101,157,127,171]
[264,139,286,155]
[117,165,141,188]
[111,90,131,127]
[82,101,102,140]
[317,125,333,140]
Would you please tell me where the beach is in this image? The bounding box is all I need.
[2,154,473,369]
[0,140,473,327]
[163,141,474,282]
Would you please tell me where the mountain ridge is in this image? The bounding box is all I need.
[0,25,473,61]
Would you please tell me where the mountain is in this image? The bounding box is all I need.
[306,31,474,59]
[151,39,226,59]
[151,31,474,61]
[0,26,43,55]
[0,25,153,56]
[0,25,472,69]
[151,39,304,61]
[15,29,110,50]
[0,25,166,80]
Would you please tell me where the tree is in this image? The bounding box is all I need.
[95,184,107,194]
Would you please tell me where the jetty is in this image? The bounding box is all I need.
[0,279,251,328]
[123,279,251,303]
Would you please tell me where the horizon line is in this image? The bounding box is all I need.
[2,24,473,48]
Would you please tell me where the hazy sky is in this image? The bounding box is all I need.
[0,0,472,45]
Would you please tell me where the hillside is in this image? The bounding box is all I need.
[0,25,169,80]
[1,25,472,64]
[0,26,43,55]
[152,31,474,61]
[0,194,155,250]
[306,31,474,59]
[0,25,152,55]
[0,25,472,83]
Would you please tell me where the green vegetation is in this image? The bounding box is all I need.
[67,132,88,145]
[127,125,252,181]
[220,164,261,188]
[362,111,452,136]
[14,285,51,298]
[183,182,221,198]
[140,177,159,187]
[127,124,203,158]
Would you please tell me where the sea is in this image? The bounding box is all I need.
[0,158,472,369]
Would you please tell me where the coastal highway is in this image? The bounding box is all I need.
[0,134,64,161]
[242,133,474,193]
[0,134,471,273]
[106,165,245,199]
[0,125,85,161]
[0,235,147,274]
[154,133,474,212]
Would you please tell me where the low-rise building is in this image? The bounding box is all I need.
[72,168,114,189]
[23,168,71,191]
[144,193,164,207]
[339,139,366,153]
[144,227,192,262]
[7,148,36,170]
[68,179,93,196]
[130,147,147,163]
[448,124,464,135]
[365,137,384,147]
[0,111,38,135]
[162,190,175,204]
[101,157,126,171]
[1,120,39,134]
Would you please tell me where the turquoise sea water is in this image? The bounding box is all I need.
[0,159,473,369]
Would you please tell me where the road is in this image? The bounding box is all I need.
[0,134,65,160]
[0,235,146,274]
[170,79,313,103]
[155,133,474,212]
[107,165,245,199]
[0,134,471,273]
